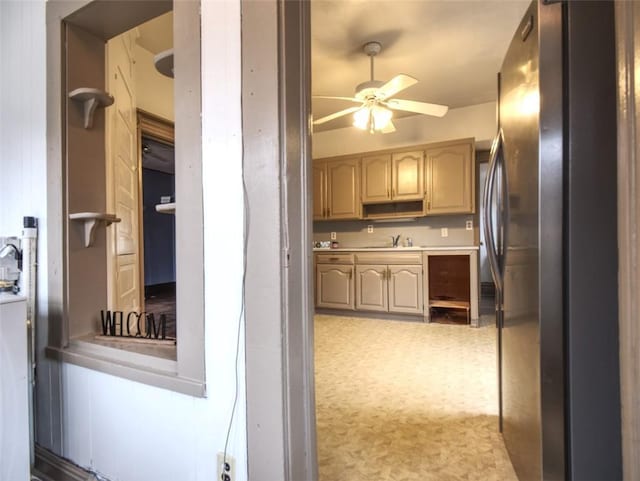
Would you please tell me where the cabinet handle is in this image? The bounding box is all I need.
[348,269,352,280]
[387,188,390,198]
[387,267,391,279]
[392,188,395,198]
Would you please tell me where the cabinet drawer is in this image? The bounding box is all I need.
[315,253,355,265]
[354,252,422,265]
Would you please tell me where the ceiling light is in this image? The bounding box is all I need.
[353,105,393,134]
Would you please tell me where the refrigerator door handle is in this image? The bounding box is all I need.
[483,129,504,294]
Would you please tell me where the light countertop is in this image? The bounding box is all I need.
[313,246,479,252]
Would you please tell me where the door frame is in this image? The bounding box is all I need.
[615,2,640,479]
[136,109,175,311]
[242,1,317,480]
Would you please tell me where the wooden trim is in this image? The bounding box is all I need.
[615,2,640,478]
[34,444,98,481]
[136,110,175,314]
[137,109,174,144]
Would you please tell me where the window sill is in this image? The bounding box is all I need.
[45,337,205,397]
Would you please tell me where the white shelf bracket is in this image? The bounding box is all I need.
[68,88,114,129]
[69,212,121,248]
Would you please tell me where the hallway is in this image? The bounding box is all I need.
[314,314,516,481]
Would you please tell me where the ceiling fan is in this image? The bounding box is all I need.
[313,41,449,134]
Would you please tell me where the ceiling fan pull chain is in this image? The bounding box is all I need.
[370,54,374,81]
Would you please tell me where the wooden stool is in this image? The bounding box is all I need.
[429,299,471,324]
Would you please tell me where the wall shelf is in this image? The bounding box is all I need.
[155,202,175,214]
[154,49,174,78]
[68,88,114,129]
[69,212,120,248]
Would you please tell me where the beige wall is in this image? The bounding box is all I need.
[312,101,496,159]
[314,214,475,248]
[134,44,175,121]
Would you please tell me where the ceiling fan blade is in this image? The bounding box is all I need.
[386,99,449,117]
[381,121,396,134]
[313,95,361,103]
[313,106,362,125]
[378,74,418,100]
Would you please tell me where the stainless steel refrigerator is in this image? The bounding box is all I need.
[483,1,621,480]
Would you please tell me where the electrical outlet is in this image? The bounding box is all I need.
[367,225,374,233]
[441,227,449,238]
[330,232,337,240]
[217,453,235,481]
[465,220,473,230]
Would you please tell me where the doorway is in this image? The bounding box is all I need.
[308,2,527,479]
[140,132,176,338]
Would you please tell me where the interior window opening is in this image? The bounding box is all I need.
[100,11,177,355]
[48,0,205,395]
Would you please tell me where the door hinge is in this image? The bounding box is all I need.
[283,247,290,268]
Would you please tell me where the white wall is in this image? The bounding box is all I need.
[134,44,175,122]
[0,0,50,403]
[0,1,48,237]
[312,101,496,159]
[1,1,248,480]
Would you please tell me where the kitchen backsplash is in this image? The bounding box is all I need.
[313,215,476,248]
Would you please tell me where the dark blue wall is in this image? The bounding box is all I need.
[142,168,175,286]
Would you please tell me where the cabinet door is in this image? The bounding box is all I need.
[392,151,424,201]
[316,264,355,310]
[326,158,361,219]
[355,265,388,312]
[312,162,327,220]
[388,265,424,314]
[361,155,392,204]
[425,141,474,214]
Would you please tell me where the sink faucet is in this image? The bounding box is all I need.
[391,235,401,248]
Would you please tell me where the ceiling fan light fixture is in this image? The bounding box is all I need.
[372,105,392,130]
[353,105,393,133]
[353,107,370,130]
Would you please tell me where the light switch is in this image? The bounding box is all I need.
[367,225,374,233]
[441,227,448,238]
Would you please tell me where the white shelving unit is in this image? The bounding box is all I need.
[155,202,176,214]
[68,88,114,129]
[69,212,120,247]
[154,49,174,78]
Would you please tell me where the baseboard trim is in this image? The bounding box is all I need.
[34,445,100,481]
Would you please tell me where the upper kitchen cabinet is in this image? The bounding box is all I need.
[313,161,327,220]
[361,151,424,204]
[314,157,361,220]
[361,154,392,203]
[392,151,425,201]
[425,138,475,215]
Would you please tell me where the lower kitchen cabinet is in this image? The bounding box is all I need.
[388,265,424,314]
[355,265,388,312]
[316,263,355,310]
[355,264,423,315]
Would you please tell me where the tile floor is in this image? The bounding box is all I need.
[314,314,517,481]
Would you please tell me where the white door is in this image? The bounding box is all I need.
[106,32,141,317]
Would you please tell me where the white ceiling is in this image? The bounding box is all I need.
[311,0,530,131]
